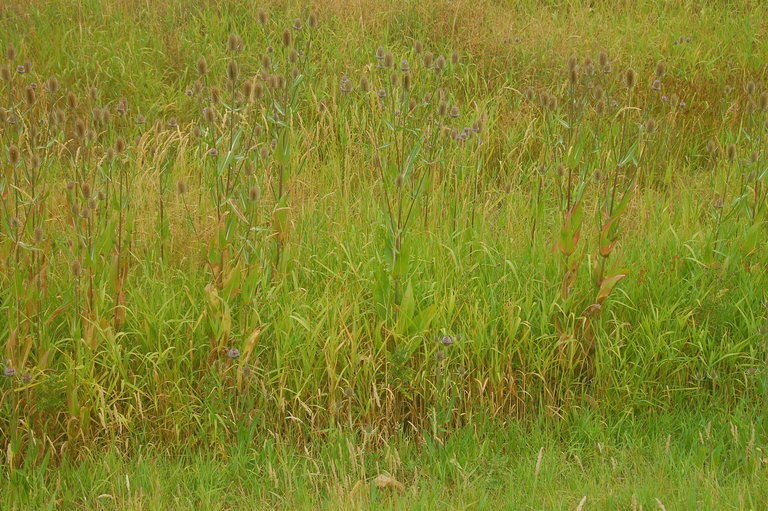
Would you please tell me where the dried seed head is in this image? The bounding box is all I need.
[227,60,239,82]
[547,94,558,111]
[625,68,636,89]
[414,40,423,54]
[34,226,44,243]
[598,51,609,68]
[409,97,417,111]
[292,17,303,30]
[101,106,111,125]
[423,51,433,68]
[115,137,126,154]
[8,144,20,165]
[435,55,446,72]
[759,91,768,111]
[67,92,78,109]
[89,86,98,102]
[449,105,460,118]
[81,182,92,198]
[254,82,263,99]
[567,55,578,71]
[97,190,106,200]
[289,49,298,63]
[750,151,759,165]
[87,198,97,210]
[451,49,460,65]
[651,79,661,91]
[384,52,394,68]
[0,108,6,123]
[645,118,656,133]
[228,33,244,53]
[655,60,666,78]
[375,46,385,60]
[745,81,756,95]
[568,67,578,86]
[524,87,536,102]
[706,139,719,155]
[197,57,208,75]
[400,59,410,72]
[135,114,145,125]
[0,65,10,82]
[389,71,397,85]
[80,205,90,219]
[308,11,318,28]
[211,86,221,103]
[258,8,268,24]
[726,143,736,161]
[360,76,370,93]
[9,216,21,231]
[394,173,404,187]
[6,45,16,61]
[248,185,260,201]
[402,72,411,90]
[46,76,59,94]
[282,28,292,47]
[71,260,82,277]
[438,100,448,116]
[177,180,188,195]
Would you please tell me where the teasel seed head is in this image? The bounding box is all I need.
[34,227,44,243]
[625,68,636,89]
[211,86,221,103]
[435,55,446,72]
[384,52,394,68]
[46,76,59,94]
[22,84,37,106]
[706,139,718,156]
[655,60,666,78]
[567,55,578,71]
[598,51,609,68]
[254,81,263,99]
[375,46,385,60]
[389,71,397,85]
[395,173,404,187]
[227,60,239,82]
[87,197,97,210]
[6,45,16,61]
[360,76,370,93]
[308,11,318,28]
[89,86,98,102]
[449,105,460,118]
[0,108,6,123]
[651,79,661,91]
[402,72,411,91]
[282,28,292,47]
[726,143,736,162]
[414,40,423,54]
[0,65,10,82]
[258,8,267,24]
[135,114,145,125]
[228,33,244,53]
[423,51,433,68]
[548,94,558,111]
[9,145,20,165]
[9,216,21,232]
[115,136,126,154]
[451,49,460,65]
[71,260,82,278]
[248,185,261,202]
[750,151,759,165]
[289,49,298,63]
[197,57,208,75]
[176,180,187,195]
[81,182,92,199]
[517,87,532,103]
[645,118,656,133]
[80,205,91,219]
[438,100,448,116]
[759,91,768,111]
[745,81,756,95]
[568,67,578,87]
[67,92,78,109]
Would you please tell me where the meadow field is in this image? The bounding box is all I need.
[1,0,768,508]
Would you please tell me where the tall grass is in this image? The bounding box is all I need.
[0,0,767,497]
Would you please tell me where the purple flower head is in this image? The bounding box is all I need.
[440,336,454,347]
[227,348,240,360]
[4,366,16,377]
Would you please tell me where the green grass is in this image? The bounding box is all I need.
[6,409,767,510]
[1,0,768,508]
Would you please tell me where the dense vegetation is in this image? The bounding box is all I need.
[1,0,767,508]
